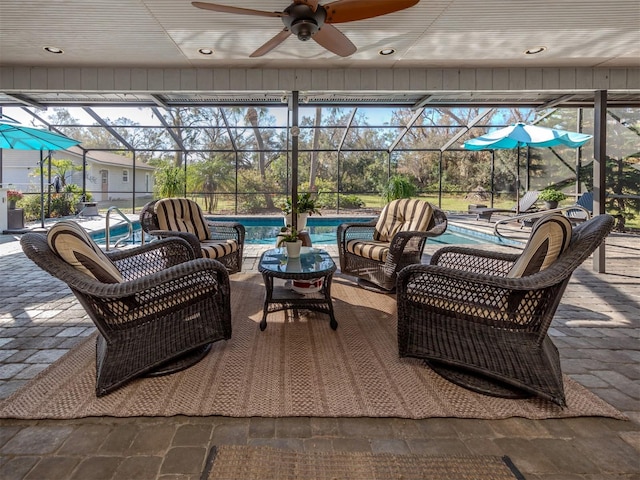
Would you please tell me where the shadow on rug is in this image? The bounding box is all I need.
[0,274,627,420]
[202,445,526,480]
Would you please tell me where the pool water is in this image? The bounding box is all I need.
[92,216,518,247]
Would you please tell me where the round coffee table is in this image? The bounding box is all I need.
[258,247,337,331]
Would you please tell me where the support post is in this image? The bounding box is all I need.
[291,91,299,231]
[593,90,607,272]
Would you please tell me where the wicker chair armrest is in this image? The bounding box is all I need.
[206,221,246,243]
[149,229,202,256]
[397,263,567,334]
[400,261,573,295]
[67,257,229,300]
[106,237,196,280]
[430,246,519,276]
[337,221,377,244]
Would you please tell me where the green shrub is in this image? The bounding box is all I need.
[381,175,417,201]
[340,194,365,209]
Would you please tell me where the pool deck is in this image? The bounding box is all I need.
[0,213,638,479]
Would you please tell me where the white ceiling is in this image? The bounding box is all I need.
[0,0,639,107]
[2,0,639,68]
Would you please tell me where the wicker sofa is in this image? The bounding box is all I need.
[140,198,245,274]
[337,199,448,292]
[397,213,615,406]
[21,222,232,396]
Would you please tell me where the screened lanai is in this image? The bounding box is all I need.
[2,99,639,230]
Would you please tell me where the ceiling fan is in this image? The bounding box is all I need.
[192,0,420,57]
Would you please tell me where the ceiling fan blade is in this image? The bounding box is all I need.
[313,24,356,57]
[191,2,285,18]
[324,0,419,23]
[250,30,292,57]
[294,0,319,12]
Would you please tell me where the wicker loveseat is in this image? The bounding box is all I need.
[140,198,245,274]
[337,198,448,292]
[397,213,614,406]
[21,221,232,396]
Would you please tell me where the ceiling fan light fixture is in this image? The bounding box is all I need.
[524,46,546,55]
[379,48,395,56]
[290,18,318,41]
[44,46,64,54]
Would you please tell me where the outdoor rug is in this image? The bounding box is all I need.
[202,445,525,480]
[0,274,626,420]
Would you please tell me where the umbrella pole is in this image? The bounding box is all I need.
[515,146,521,214]
[40,150,45,228]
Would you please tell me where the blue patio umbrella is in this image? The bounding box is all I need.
[0,116,81,227]
[464,122,593,212]
[0,118,81,151]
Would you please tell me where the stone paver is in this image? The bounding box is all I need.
[0,218,638,479]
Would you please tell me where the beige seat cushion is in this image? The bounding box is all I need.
[346,239,389,263]
[48,220,123,283]
[154,198,211,241]
[200,239,238,259]
[373,199,433,242]
[508,213,573,278]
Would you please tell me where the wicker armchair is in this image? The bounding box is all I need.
[337,199,448,292]
[140,198,245,274]
[397,214,615,406]
[21,227,232,397]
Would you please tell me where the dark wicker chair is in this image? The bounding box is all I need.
[337,199,448,292]
[139,198,245,274]
[397,214,615,406]
[21,231,232,397]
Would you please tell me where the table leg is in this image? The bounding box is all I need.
[260,273,272,331]
[324,273,338,330]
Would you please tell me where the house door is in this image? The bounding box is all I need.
[100,170,109,201]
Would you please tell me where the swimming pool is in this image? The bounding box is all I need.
[92,216,521,247]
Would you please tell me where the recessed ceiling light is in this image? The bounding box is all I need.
[379,48,395,56]
[44,46,64,54]
[524,46,546,55]
[198,48,214,55]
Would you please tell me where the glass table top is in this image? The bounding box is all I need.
[259,247,335,275]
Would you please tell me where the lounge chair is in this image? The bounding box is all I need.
[140,198,245,274]
[397,213,615,406]
[565,191,593,224]
[470,190,540,222]
[337,198,447,292]
[21,220,232,396]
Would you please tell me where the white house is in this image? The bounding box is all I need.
[1,147,155,203]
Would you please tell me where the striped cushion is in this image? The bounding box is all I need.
[373,199,433,242]
[200,239,238,259]
[346,239,389,263]
[48,220,123,283]
[154,198,211,241]
[508,213,573,278]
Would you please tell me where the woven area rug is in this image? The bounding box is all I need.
[203,445,525,480]
[0,274,626,420]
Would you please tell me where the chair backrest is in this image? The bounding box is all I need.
[517,190,540,212]
[526,214,614,282]
[565,191,593,221]
[154,198,211,241]
[576,191,594,211]
[507,213,573,277]
[46,220,123,283]
[373,199,434,242]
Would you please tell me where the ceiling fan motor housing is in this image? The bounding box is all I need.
[283,3,326,40]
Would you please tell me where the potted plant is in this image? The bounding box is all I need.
[280,192,321,231]
[277,225,302,258]
[539,188,567,209]
[6,190,23,209]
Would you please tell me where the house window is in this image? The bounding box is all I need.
[122,169,129,183]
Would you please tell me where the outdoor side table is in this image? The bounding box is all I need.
[258,247,337,331]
